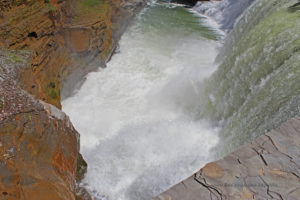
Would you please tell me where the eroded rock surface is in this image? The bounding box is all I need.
[0,0,145,108]
[153,117,300,200]
[0,0,145,199]
[0,50,79,200]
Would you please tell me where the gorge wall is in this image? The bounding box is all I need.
[0,0,144,108]
[1,0,300,199]
[0,49,79,200]
[0,0,144,199]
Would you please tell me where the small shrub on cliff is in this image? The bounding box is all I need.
[47,89,58,99]
[81,0,103,7]
[47,3,57,12]
[47,82,59,99]
[8,52,24,63]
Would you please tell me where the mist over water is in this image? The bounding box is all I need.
[62,0,300,199]
[63,3,221,200]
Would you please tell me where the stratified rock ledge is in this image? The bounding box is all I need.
[153,116,300,200]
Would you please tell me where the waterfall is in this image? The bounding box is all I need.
[62,0,300,199]
[193,0,256,33]
[63,3,221,200]
[199,0,300,155]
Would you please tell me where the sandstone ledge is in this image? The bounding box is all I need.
[153,116,300,200]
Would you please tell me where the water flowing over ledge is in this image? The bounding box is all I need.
[194,0,256,33]
[63,0,300,199]
[63,2,222,200]
[199,0,300,155]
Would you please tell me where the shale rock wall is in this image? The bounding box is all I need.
[153,117,300,200]
[0,0,144,199]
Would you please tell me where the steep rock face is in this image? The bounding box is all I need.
[0,0,145,199]
[153,116,300,200]
[0,0,144,108]
[0,0,111,108]
[0,50,79,200]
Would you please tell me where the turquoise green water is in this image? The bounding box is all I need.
[138,3,221,40]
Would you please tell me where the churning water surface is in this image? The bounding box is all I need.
[62,3,221,200]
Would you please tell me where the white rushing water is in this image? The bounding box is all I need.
[194,0,256,33]
[63,3,221,200]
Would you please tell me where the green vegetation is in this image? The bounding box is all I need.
[8,52,24,63]
[27,113,32,121]
[76,153,88,182]
[80,0,104,7]
[47,3,57,12]
[47,82,59,99]
[72,0,108,24]
[47,88,58,99]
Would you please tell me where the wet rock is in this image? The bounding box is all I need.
[76,153,87,182]
[153,117,300,200]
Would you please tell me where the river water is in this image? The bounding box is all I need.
[62,0,300,199]
[62,2,222,200]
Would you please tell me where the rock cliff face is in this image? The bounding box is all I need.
[0,0,144,199]
[153,117,300,200]
[0,50,79,200]
[0,0,144,108]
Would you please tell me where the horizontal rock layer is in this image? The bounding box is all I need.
[153,116,300,200]
[0,0,144,108]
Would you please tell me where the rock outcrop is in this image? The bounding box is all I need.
[0,50,79,200]
[153,116,300,200]
[0,0,144,108]
[0,0,145,199]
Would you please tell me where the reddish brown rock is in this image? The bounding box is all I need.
[201,163,224,179]
[0,0,145,199]
[0,0,145,108]
[0,50,78,200]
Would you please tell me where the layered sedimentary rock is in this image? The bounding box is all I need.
[153,117,300,200]
[0,50,79,200]
[0,0,144,199]
[0,0,144,108]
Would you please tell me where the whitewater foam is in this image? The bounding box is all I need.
[63,3,220,200]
